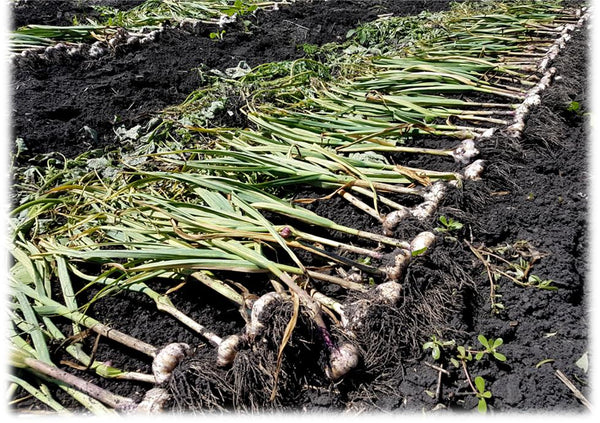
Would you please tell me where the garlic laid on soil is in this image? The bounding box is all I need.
[326,343,360,381]
[382,231,436,282]
[134,388,171,413]
[246,292,283,340]
[216,334,242,367]
[412,182,446,221]
[339,281,403,330]
[382,182,448,235]
[374,281,403,306]
[464,159,486,181]
[382,248,411,282]
[452,139,479,164]
[410,231,436,254]
[152,343,191,385]
[382,206,410,236]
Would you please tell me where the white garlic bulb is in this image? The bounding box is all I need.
[374,281,403,306]
[152,343,190,385]
[410,231,436,254]
[216,334,242,367]
[464,159,486,181]
[382,207,410,236]
[134,387,170,413]
[246,292,282,339]
[382,249,411,282]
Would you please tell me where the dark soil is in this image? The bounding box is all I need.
[11,0,459,161]
[8,0,590,415]
[435,27,590,411]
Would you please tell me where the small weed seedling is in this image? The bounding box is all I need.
[506,258,556,291]
[435,215,463,241]
[209,30,226,41]
[423,334,507,413]
[435,215,463,233]
[566,100,583,116]
[474,376,492,413]
[474,334,506,362]
[423,335,456,360]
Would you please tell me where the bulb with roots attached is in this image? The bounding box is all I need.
[383,232,435,282]
[452,139,479,164]
[326,342,360,381]
[382,206,410,236]
[246,292,283,340]
[152,343,191,385]
[216,334,243,367]
[374,281,403,306]
[340,281,402,331]
[410,231,436,254]
[464,159,486,180]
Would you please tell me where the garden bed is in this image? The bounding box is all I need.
[8,0,590,415]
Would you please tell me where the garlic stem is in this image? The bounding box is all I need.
[23,356,136,411]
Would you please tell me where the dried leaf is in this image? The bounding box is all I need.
[393,165,431,186]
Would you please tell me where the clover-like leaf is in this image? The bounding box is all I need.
[493,352,507,362]
[478,334,490,349]
[478,398,488,414]
[474,376,486,393]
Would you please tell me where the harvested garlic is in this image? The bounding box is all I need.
[152,343,190,385]
[246,292,282,339]
[216,334,242,367]
[374,281,403,306]
[327,343,360,381]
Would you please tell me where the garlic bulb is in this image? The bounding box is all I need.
[480,128,495,139]
[452,139,479,164]
[464,159,486,181]
[374,281,402,306]
[216,334,242,367]
[152,343,190,385]
[327,343,360,380]
[410,231,436,254]
[412,183,446,220]
[382,207,410,236]
[246,292,282,339]
[134,388,170,413]
[382,249,411,282]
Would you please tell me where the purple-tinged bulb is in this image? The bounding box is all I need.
[327,343,360,380]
